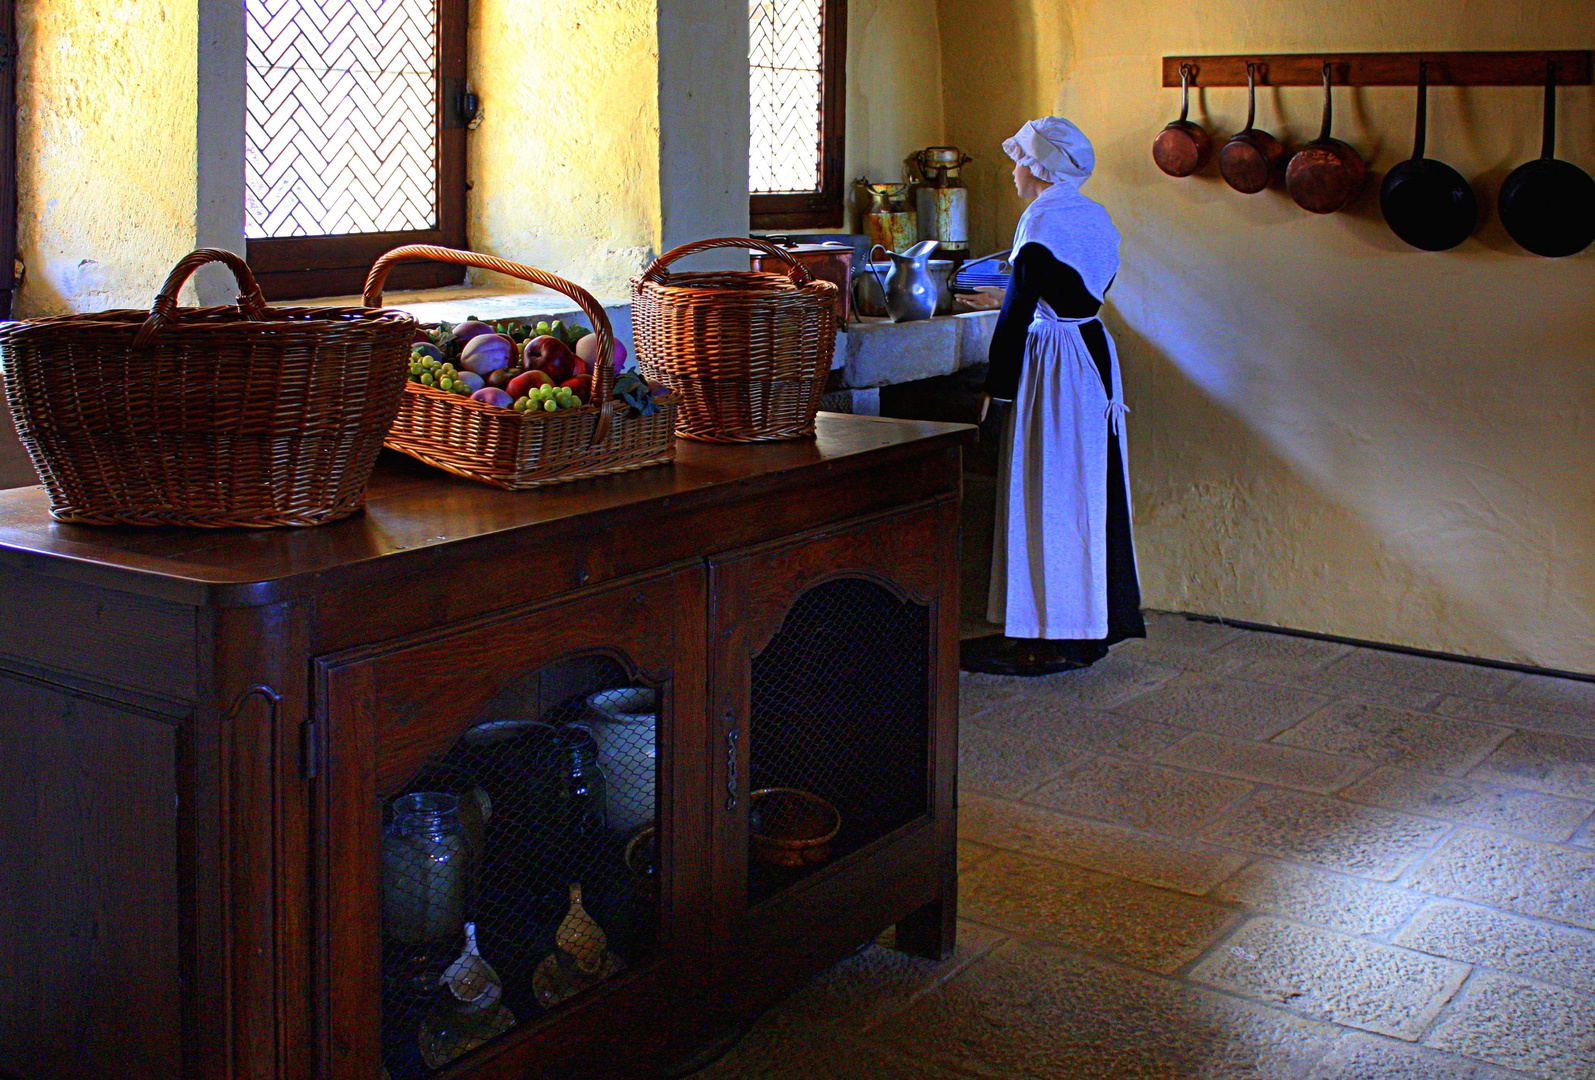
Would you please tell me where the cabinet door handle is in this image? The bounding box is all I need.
[725,724,740,812]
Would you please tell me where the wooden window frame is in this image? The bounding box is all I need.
[245,0,469,301]
[749,0,847,231]
[0,0,15,319]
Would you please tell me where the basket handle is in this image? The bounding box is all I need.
[363,245,618,427]
[639,237,815,287]
[132,248,271,348]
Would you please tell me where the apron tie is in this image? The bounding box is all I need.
[1105,399,1130,436]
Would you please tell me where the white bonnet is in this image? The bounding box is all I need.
[1003,117,1095,185]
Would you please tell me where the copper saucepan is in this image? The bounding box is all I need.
[1286,63,1367,214]
[1154,64,1212,177]
[1219,62,1286,194]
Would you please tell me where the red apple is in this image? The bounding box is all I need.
[523,335,577,382]
[561,375,592,403]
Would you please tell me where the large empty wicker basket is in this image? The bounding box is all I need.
[631,238,838,442]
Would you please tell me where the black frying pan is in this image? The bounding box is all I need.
[1380,61,1477,251]
[1499,62,1595,258]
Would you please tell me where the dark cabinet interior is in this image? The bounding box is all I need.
[0,416,970,1080]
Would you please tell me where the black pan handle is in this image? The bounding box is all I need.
[1244,62,1257,132]
[1411,60,1428,161]
[1541,60,1557,161]
[1318,62,1334,142]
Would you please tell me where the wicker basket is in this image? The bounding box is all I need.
[0,249,416,527]
[630,237,838,442]
[365,245,676,490]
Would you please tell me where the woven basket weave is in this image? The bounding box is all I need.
[365,245,676,490]
[0,249,416,527]
[630,237,838,442]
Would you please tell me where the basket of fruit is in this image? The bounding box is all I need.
[630,237,837,442]
[0,248,416,527]
[365,245,676,490]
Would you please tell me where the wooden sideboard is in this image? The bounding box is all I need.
[0,413,971,1080]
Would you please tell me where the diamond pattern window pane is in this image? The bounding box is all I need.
[749,0,824,194]
[246,0,439,238]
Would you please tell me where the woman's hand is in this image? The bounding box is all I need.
[978,394,993,424]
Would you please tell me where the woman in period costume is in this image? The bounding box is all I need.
[961,117,1145,676]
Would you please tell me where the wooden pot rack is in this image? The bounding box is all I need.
[1161,51,1592,88]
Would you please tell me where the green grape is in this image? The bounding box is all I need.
[420,373,436,386]
[441,364,455,375]
[543,399,558,412]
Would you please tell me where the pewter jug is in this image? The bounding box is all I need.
[869,241,939,323]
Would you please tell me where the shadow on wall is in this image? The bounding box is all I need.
[1106,312,1537,668]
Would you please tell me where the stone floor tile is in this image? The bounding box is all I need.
[1211,859,1426,936]
[969,699,1187,760]
[1396,900,1595,993]
[1340,766,1594,842]
[1214,632,1355,671]
[1115,674,1333,740]
[1306,1030,1500,1079]
[1158,731,1374,794]
[1189,916,1468,1040]
[1142,609,1248,651]
[958,725,1087,798]
[879,937,1338,1080]
[1503,672,1595,718]
[1437,695,1595,741]
[1468,730,1595,801]
[959,672,1029,718]
[1422,971,1595,1078]
[1200,788,1452,880]
[956,840,998,871]
[1276,700,1511,776]
[1114,637,1249,675]
[958,850,1236,973]
[1027,755,1253,835]
[1409,829,1595,930]
[1326,649,1520,703]
[1226,660,1446,711]
[958,794,1251,895]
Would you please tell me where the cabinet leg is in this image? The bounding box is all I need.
[895,896,956,961]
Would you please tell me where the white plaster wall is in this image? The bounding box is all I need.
[844,0,946,191]
[14,0,199,315]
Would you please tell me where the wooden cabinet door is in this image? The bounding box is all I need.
[705,499,960,1004]
[313,564,708,1080]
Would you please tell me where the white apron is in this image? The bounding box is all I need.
[987,301,1132,639]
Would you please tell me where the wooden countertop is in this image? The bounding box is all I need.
[0,413,973,607]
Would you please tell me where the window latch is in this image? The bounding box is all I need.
[444,78,479,129]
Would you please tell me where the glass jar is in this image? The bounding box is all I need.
[556,725,608,844]
[383,791,469,944]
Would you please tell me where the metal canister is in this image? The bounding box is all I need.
[856,179,918,256]
[913,147,973,259]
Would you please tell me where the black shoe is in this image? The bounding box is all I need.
[960,635,1108,676]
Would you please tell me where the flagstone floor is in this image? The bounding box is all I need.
[689,612,1595,1080]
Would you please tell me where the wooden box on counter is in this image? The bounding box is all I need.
[0,413,971,1080]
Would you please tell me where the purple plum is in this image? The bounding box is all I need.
[470,387,514,408]
[460,333,514,376]
[451,319,495,343]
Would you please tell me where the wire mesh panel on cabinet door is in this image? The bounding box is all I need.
[377,654,661,1080]
[747,577,931,905]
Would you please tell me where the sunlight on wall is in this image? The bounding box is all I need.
[15,0,199,315]
[844,0,946,192]
[939,0,1595,672]
[467,0,662,298]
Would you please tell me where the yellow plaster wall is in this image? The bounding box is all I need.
[939,0,1595,672]
[14,0,199,315]
[467,0,661,297]
[845,0,946,190]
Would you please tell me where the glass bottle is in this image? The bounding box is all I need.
[556,726,608,845]
[382,791,468,944]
